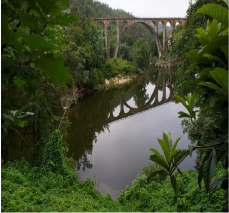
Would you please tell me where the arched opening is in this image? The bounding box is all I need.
[118,21,162,62]
[150,21,156,32]
[120,22,152,66]
[166,22,172,50]
[157,21,163,47]
[175,22,180,28]
[119,21,128,34]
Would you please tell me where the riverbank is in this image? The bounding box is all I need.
[103,74,137,89]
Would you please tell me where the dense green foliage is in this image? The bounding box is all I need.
[63,20,106,89]
[119,167,224,212]
[171,0,226,92]
[1,0,76,164]
[101,58,140,79]
[151,1,228,211]
[3,160,224,212]
[1,160,124,212]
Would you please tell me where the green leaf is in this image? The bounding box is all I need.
[170,175,177,193]
[173,150,189,171]
[35,55,70,85]
[197,4,228,26]
[150,155,169,170]
[209,19,219,40]
[171,136,181,157]
[210,68,228,93]
[17,11,40,32]
[37,0,57,15]
[22,34,57,53]
[157,138,170,163]
[198,82,223,93]
[203,149,217,192]
[149,147,168,167]
[197,68,214,79]
[209,177,224,192]
[201,35,228,54]
[203,54,226,67]
[163,131,172,152]
[173,95,187,108]
[1,13,19,48]
[196,28,208,46]
[198,162,204,188]
[187,49,198,60]
[178,111,190,118]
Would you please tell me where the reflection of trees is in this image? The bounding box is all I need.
[76,153,93,171]
[66,69,173,170]
[133,85,149,108]
[132,74,150,108]
[66,83,136,170]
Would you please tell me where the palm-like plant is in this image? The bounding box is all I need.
[149,131,189,193]
[173,93,200,123]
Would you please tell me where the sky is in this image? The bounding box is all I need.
[95,0,191,18]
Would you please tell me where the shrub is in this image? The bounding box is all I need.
[118,169,224,212]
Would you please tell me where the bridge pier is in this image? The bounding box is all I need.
[162,22,167,51]
[113,21,120,58]
[104,21,110,58]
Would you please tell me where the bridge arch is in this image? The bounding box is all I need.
[117,20,162,58]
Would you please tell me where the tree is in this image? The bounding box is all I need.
[130,38,150,68]
[1,0,76,162]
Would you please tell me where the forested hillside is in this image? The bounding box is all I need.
[69,0,134,18]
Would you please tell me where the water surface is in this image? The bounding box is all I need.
[66,69,196,199]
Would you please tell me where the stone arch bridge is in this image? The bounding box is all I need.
[93,18,186,58]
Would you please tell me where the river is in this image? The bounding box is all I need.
[66,68,196,199]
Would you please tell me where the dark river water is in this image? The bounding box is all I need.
[66,69,196,199]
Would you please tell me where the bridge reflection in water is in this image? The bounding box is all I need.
[107,71,172,124]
